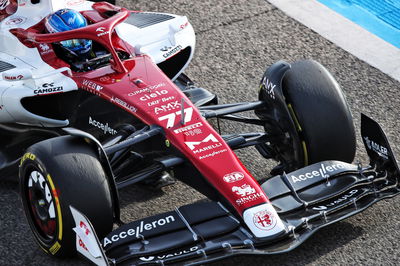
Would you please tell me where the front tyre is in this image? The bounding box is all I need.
[19,136,113,257]
[283,60,356,165]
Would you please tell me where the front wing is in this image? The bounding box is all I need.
[71,114,400,265]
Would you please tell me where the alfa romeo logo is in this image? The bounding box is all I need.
[253,210,276,231]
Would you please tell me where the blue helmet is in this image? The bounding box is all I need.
[45,9,92,56]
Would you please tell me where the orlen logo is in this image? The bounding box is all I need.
[223,172,244,183]
[96,27,109,37]
[4,74,23,81]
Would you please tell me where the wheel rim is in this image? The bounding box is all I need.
[26,170,57,241]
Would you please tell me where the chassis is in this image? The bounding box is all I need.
[0,0,399,265]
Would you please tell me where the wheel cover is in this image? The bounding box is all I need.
[27,170,57,241]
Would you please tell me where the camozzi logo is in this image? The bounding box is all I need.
[184,134,222,154]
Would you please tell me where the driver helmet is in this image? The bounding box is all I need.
[45,8,92,57]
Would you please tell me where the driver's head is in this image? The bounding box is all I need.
[45,8,92,57]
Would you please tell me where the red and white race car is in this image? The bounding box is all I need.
[0,0,399,265]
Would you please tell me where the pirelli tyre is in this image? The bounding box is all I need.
[283,60,356,165]
[19,136,113,257]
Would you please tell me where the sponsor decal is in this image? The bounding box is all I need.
[103,215,175,248]
[174,122,203,134]
[34,82,63,95]
[163,45,182,58]
[38,43,53,55]
[233,184,265,206]
[180,21,189,29]
[147,96,175,107]
[128,83,166,97]
[96,27,109,37]
[67,0,85,6]
[154,101,181,114]
[5,17,27,25]
[253,210,277,231]
[4,74,23,81]
[199,149,227,160]
[82,79,103,96]
[20,152,36,166]
[223,172,245,183]
[140,90,168,101]
[184,128,202,136]
[290,162,346,183]
[19,0,27,6]
[88,116,117,135]
[312,189,360,211]
[363,136,388,159]
[158,107,193,128]
[78,237,88,252]
[185,134,222,154]
[160,46,171,52]
[139,246,199,262]
[80,221,90,236]
[232,184,255,196]
[111,96,137,112]
[260,76,276,100]
[184,133,227,158]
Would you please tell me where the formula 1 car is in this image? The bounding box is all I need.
[1,0,399,265]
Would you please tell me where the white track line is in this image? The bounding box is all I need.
[267,0,400,82]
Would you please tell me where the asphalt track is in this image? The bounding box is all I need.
[1,0,399,265]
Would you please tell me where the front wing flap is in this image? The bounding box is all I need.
[72,114,400,265]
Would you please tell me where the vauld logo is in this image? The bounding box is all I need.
[260,76,276,100]
[139,246,199,262]
[363,136,388,159]
[232,184,255,197]
[312,189,359,211]
[223,172,244,183]
[185,134,219,150]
